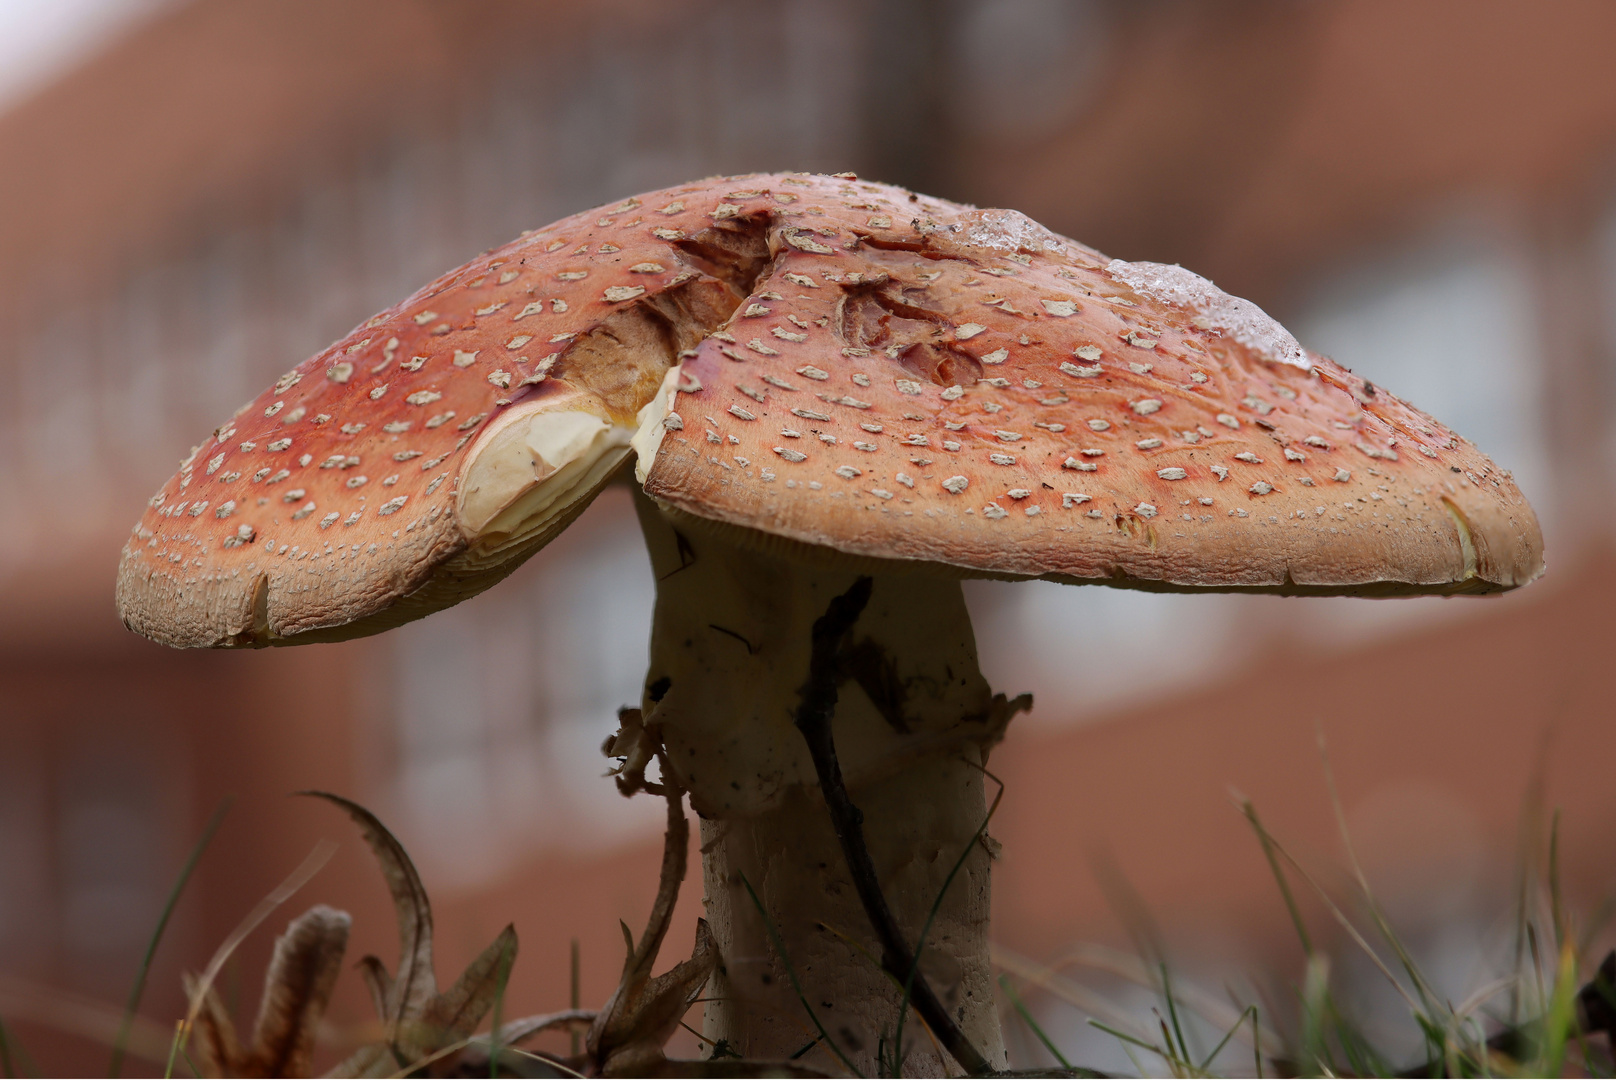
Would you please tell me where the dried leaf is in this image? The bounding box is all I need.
[641,1058,829,1077]
[624,787,688,993]
[356,956,392,1022]
[451,1010,596,1076]
[618,922,635,978]
[305,799,541,1078]
[589,784,717,1076]
[489,1009,595,1047]
[303,792,436,1026]
[180,843,337,1078]
[406,925,517,1057]
[605,706,660,796]
[598,920,718,1077]
[322,1042,398,1079]
[182,973,243,1078]
[246,905,351,1077]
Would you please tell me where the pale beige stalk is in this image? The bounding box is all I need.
[634,496,1017,1074]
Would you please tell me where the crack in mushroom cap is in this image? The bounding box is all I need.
[118,173,1545,651]
[635,176,1543,597]
[117,180,766,647]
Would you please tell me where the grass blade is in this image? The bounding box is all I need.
[991,945,1164,1048]
[570,937,582,1059]
[0,1013,38,1079]
[894,763,1004,1072]
[495,1044,586,1077]
[1086,1017,1165,1057]
[174,840,336,1071]
[1251,1005,1263,1079]
[1317,732,1442,1017]
[999,974,1072,1070]
[1537,939,1580,1076]
[1160,963,1189,1062]
[1509,737,1551,1025]
[162,1019,183,1080]
[1059,942,1275,1048]
[1246,793,1424,1018]
[302,791,434,1026]
[1549,809,1566,952]
[1297,952,1330,1077]
[110,797,230,1078]
[485,931,516,1079]
[1237,797,1312,958]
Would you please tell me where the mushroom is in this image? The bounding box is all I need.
[117,173,1543,1075]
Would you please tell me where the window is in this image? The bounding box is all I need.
[386,489,663,883]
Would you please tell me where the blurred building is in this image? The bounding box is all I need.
[0,0,1614,1073]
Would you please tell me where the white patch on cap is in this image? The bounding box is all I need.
[462,392,632,545]
[633,366,685,483]
[952,208,1068,255]
[1105,259,1311,370]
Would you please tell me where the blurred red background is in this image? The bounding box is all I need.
[0,1,1612,1073]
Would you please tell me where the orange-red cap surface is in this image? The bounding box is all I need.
[117,173,1544,649]
[640,179,1542,595]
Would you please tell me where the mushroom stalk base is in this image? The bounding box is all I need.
[633,495,1024,1075]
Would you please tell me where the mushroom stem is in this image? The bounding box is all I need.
[793,574,991,1076]
[630,493,1027,1075]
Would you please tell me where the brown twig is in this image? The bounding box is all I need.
[792,576,992,1076]
[587,748,721,1076]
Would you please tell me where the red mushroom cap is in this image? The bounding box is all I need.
[117,173,1543,649]
[116,184,748,646]
[639,182,1543,595]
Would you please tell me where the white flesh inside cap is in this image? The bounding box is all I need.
[458,388,635,559]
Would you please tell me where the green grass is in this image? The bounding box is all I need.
[165,839,336,1078]
[1000,973,1076,1071]
[109,797,231,1079]
[11,752,1611,1078]
[485,934,517,1079]
[737,870,863,1077]
[888,764,1006,1075]
[996,767,1615,1079]
[0,1012,41,1079]
[723,747,1616,1077]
